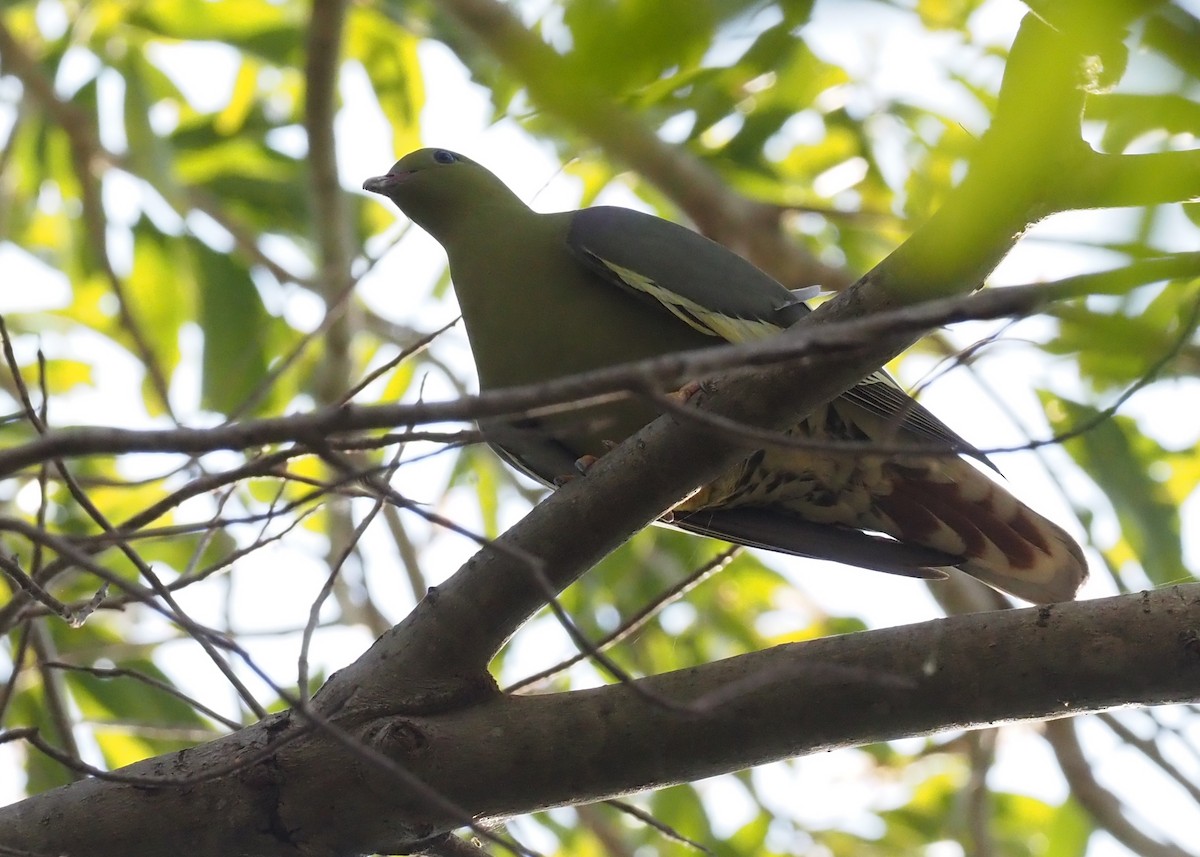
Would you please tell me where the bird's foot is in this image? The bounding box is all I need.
[574,453,600,474]
[552,452,603,486]
[552,442,620,486]
[669,379,706,404]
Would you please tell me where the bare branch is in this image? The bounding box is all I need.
[1045,718,1197,857]
[4,586,1200,855]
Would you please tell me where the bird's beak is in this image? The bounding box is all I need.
[362,172,411,194]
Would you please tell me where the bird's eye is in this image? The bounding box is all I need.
[432,150,457,165]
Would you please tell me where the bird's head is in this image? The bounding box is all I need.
[363,148,527,240]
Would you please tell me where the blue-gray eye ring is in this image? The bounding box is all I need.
[433,150,457,164]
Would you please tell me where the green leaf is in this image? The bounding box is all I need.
[563,0,715,96]
[189,237,275,416]
[347,7,425,157]
[9,686,76,793]
[125,0,303,66]
[1041,797,1092,857]
[127,216,193,412]
[1042,393,1187,588]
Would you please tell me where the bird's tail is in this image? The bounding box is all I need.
[870,460,1087,604]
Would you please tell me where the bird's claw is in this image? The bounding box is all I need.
[669,380,706,404]
[553,453,600,486]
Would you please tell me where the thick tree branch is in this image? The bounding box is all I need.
[3,586,1200,855]
[1066,150,1200,209]
[876,15,1091,301]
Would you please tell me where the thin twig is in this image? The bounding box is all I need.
[505,546,739,693]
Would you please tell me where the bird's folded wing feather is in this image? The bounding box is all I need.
[567,206,810,337]
[842,374,998,471]
[566,206,992,465]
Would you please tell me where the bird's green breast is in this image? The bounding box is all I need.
[446,211,718,390]
[443,210,719,459]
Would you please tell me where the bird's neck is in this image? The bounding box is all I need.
[433,184,531,245]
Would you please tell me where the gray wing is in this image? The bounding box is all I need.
[568,205,993,466]
[844,373,997,469]
[567,206,810,339]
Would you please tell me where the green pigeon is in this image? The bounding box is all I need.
[363,148,1087,603]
